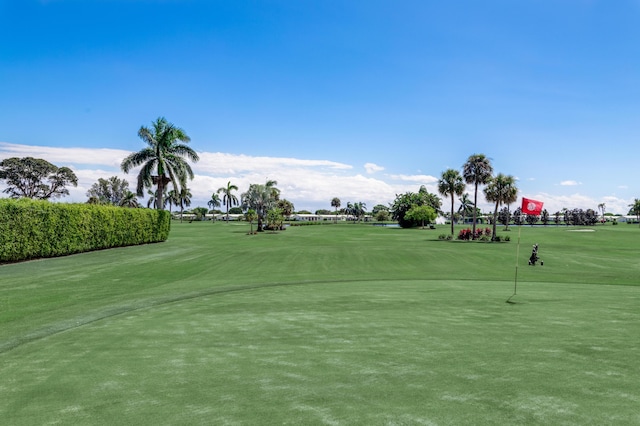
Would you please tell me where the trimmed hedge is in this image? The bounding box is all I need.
[0,198,171,262]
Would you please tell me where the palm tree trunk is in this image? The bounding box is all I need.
[492,202,499,241]
[450,194,455,235]
[472,183,478,239]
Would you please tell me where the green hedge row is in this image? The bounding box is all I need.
[0,198,171,262]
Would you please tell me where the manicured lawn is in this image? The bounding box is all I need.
[1,222,639,424]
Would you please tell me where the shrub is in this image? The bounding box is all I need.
[457,228,472,240]
[0,199,170,262]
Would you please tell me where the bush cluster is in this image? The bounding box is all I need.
[0,199,170,262]
[457,227,492,240]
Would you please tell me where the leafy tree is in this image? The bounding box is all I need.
[391,188,442,228]
[405,205,436,229]
[628,198,640,225]
[217,181,239,223]
[541,209,550,226]
[241,180,280,231]
[315,209,332,215]
[513,207,523,225]
[371,204,389,215]
[266,208,284,230]
[483,173,517,240]
[498,207,511,228]
[438,168,465,235]
[120,117,199,210]
[245,209,258,234]
[553,211,562,226]
[86,176,130,205]
[229,207,243,214]
[331,197,341,223]
[418,185,442,215]
[0,157,78,200]
[375,209,390,222]
[191,206,208,221]
[525,213,539,226]
[462,154,493,239]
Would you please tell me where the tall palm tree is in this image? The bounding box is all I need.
[483,173,518,240]
[208,192,221,210]
[177,187,192,222]
[438,169,466,235]
[119,191,140,208]
[217,181,239,223]
[166,188,180,212]
[120,117,199,211]
[146,189,161,209]
[353,201,367,222]
[463,154,493,239]
[458,193,473,226]
[331,197,341,224]
[241,180,280,231]
[598,202,606,223]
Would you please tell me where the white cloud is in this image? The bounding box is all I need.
[0,142,424,210]
[364,162,384,174]
[2,142,634,214]
[388,173,439,184]
[560,180,581,186]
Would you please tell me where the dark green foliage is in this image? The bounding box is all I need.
[0,157,78,200]
[0,199,170,262]
[391,186,442,228]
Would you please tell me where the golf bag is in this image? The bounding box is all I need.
[528,244,543,266]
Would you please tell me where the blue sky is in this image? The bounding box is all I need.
[1,0,639,214]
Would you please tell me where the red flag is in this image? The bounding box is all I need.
[522,197,543,215]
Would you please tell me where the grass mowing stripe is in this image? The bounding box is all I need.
[1,275,552,354]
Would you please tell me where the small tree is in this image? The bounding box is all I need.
[498,207,511,228]
[375,209,390,222]
[86,176,130,205]
[525,214,539,226]
[541,209,550,226]
[554,211,562,226]
[513,207,523,225]
[245,209,258,234]
[267,208,284,231]
[404,205,437,229]
[191,206,208,221]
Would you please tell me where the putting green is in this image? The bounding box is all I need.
[2,279,639,425]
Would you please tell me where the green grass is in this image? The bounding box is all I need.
[1,222,639,424]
